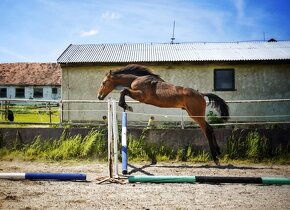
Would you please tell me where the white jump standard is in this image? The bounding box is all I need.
[96,99,124,184]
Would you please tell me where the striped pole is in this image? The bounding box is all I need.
[122,111,128,174]
[0,173,86,181]
[128,175,290,185]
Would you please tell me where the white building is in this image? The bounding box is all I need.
[0,63,61,101]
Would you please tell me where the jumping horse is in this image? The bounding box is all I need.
[97,64,229,165]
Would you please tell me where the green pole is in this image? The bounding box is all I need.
[262,177,290,185]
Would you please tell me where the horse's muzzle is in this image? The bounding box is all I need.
[98,94,104,100]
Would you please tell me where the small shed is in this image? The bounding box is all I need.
[0,63,61,101]
[57,41,290,124]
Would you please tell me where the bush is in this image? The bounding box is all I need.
[246,131,270,160]
[207,111,223,124]
[226,130,273,161]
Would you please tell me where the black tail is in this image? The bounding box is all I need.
[203,93,229,122]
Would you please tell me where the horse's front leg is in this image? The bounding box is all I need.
[118,88,144,112]
[118,88,133,112]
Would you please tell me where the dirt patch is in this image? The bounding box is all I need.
[0,160,290,209]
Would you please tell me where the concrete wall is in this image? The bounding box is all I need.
[61,62,290,122]
[1,127,289,153]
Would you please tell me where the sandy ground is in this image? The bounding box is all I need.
[0,160,290,210]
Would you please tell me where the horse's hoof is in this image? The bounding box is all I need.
[151,158,157,165]
[127,106,133,112]
[214,159,221,166]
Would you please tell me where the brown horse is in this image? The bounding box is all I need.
[97,64,229,165]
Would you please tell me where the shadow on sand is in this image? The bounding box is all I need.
[128,163,273,175]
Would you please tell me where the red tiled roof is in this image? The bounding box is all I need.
[0,63,61,86]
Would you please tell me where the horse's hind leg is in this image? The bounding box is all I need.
[193,116,221,165]
[185,98,221,165]
[206,123,221,157]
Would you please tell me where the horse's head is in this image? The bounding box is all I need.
[97,70,115,100]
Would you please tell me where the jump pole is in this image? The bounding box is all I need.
[97,99,124,184]
[128,175,290,185]
[122,111,128,174]
[0,173,86,181]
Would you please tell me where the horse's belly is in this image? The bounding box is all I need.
[143,95,183,108]
[141,83,185,108]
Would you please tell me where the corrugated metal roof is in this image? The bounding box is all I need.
[57,41,290,64]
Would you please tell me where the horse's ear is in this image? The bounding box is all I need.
[106,70,112,77]
[107,70,112,77]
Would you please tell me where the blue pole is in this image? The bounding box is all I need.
[25,173,87,181]
[122,112,128,174]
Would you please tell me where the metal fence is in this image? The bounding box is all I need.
[1,98,290,127]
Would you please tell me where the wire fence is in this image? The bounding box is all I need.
[1,98,290,127]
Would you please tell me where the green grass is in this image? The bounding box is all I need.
[0,130,107,161]
[225,130,290,163]
[0,106,60,123]
[13,113,59,123]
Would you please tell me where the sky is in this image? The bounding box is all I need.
[0,0,290,63]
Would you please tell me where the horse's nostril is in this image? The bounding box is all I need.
[98,95,104,100]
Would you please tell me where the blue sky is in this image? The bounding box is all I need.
[1,0,290,62]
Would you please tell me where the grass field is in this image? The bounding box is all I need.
[0,105,60,124]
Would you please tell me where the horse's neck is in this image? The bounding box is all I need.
[114,74,137,87]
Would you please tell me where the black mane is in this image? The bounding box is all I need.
[112,64,160,77]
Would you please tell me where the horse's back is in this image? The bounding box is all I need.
[131,75,205,109]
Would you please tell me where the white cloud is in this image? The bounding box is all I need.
[234,0,245,19]
[101,11,120,21]
[80,29,99,37]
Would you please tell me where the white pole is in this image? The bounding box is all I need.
[181,110,184,129]
[112,100,119,177]
[0,173,25,180]
[107,99,113,178]
[59,101,63,125]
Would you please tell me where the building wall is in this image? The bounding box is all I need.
[61,62,290,123]
[0,86,61,100]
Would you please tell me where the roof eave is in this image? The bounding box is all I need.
[58,59,290,67]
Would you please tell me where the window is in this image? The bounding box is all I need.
[52,87,58,94]
[15,87,25,98]
[33,88,43,98]
[0,88,7,98]
[214,69,235,91]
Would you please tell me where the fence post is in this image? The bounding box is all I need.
[59,100,63,125]
[48,102,52,123]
